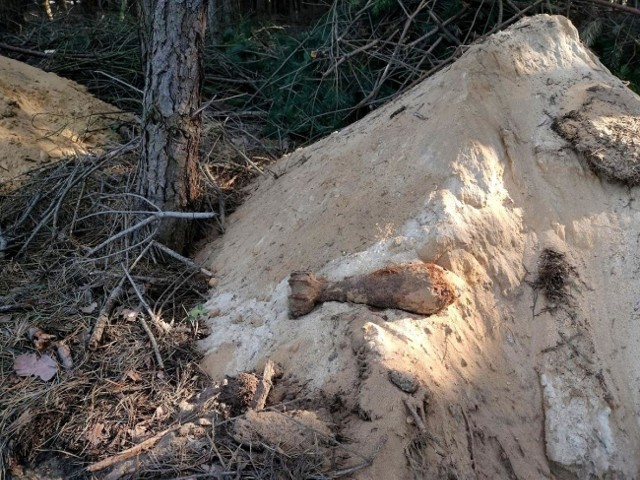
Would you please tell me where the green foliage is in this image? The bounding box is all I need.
[372,0,398,16]
[216,20,374,140]
[587,24,640,94]
[209,0,640,141]
[187,304,207,324]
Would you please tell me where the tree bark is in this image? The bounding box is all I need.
[43,0,53,19]
[137,0,208,250]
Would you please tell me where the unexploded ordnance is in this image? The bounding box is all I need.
[288,262,462,318]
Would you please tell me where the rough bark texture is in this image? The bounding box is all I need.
[137,0,208,249]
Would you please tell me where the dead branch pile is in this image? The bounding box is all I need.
[0,92,352,476]
[0,112,279,477]
[0,142,210,475]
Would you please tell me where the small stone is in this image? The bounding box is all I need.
[208,277,219,288]
[196,417,213,427]
[249,315,264,327]
[388,369,419,393]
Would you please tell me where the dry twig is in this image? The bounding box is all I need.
[86,425,180,473]
[123,267,165,370]
[250,360,276,411]
[152,240,213,277]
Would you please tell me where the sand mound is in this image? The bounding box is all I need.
[198,15,640,478]
[0,55,125,183]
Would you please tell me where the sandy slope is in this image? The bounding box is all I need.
[199,15,640,478]
[0,55,124,183]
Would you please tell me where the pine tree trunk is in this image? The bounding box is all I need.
[137,0,208,250]
[43,0,53,19]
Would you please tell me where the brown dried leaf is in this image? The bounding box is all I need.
[126,370,142,382]
[56,342,73,369]
[129,422,148,441]
[27,327,56,351]
[154,405,169,420]
[14,353,58,381]
[87,422,105,446]
[80,302,98,314]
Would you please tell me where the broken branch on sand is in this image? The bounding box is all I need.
[250,360,276,411]
[403,399,427,434]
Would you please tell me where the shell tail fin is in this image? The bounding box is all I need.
[288,271,327,318]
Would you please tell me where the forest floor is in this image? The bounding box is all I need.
[0,53,278,479]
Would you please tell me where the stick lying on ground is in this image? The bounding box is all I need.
[250,360,276,411]
[288,261,463,318]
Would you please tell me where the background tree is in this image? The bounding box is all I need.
[137,0,209,250]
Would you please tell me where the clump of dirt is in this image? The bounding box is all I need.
[553,94,640,185]
[233,409,335,454]
[0,54,127,183]
[218,372,260,416]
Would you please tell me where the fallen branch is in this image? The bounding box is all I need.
[385,0,546,107]
[228,141,268,176]
[121,265,171,332]
[427,10,462,46]
[138,314,164,370]
[461,407,477,473]
[86,215,157,256]
[87,211,217,256]
[323,39,379,78]
[0,42,53,58]
[95,70,143,95]
[17,140,139,256]
[579,0,640,16]
[310,459,373,479]
[151,240,213,277]
[403,398,427,434]
[86,425,179,472]
[88,242,152,349]
[88,277,126,350]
